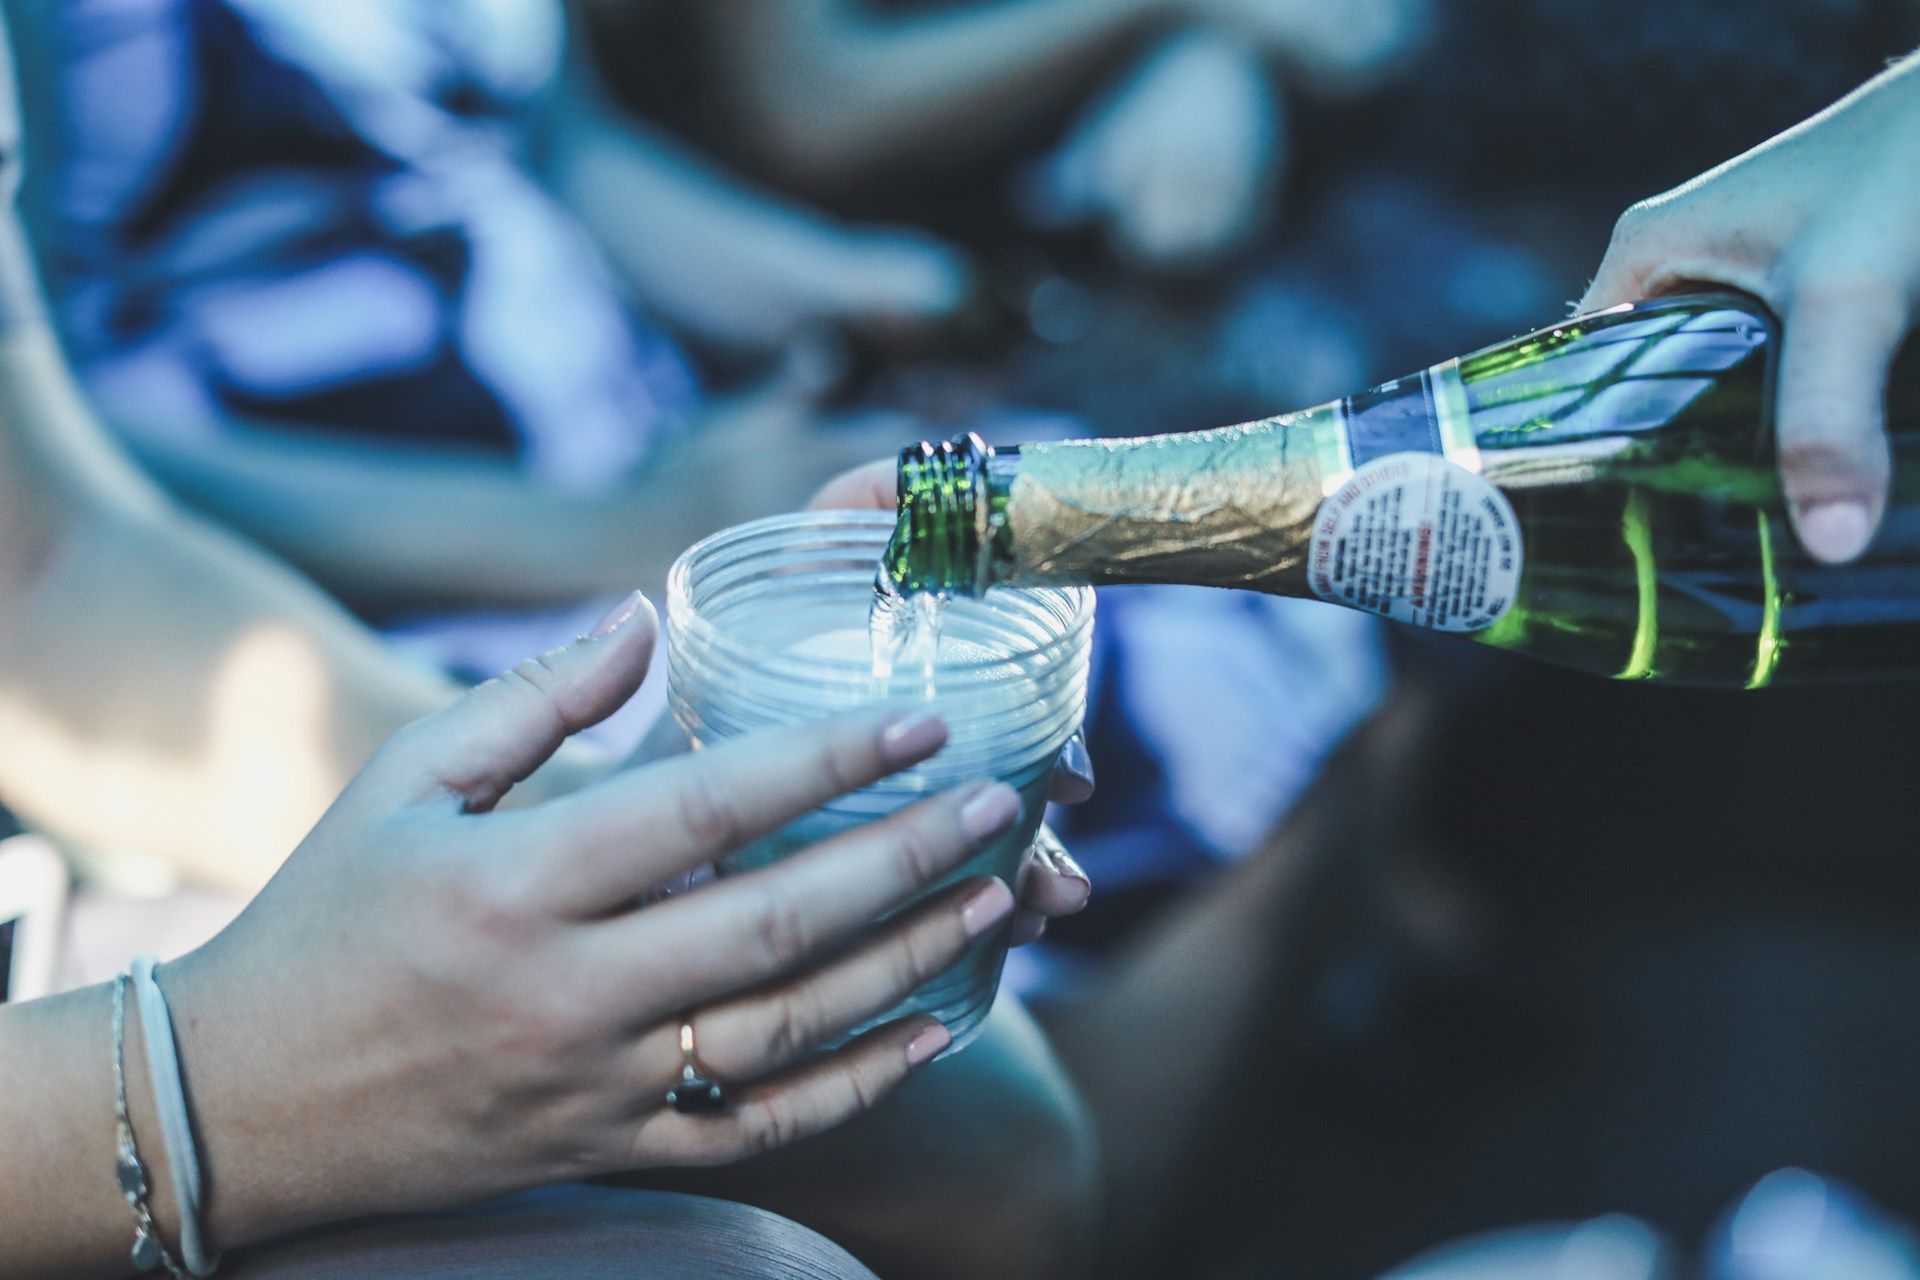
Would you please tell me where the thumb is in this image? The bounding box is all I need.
[1776,282,1905,563]
[385,590,658,812]
[1579,230,1662,314]
[807,457,898,512]
[1578,199,1696,314]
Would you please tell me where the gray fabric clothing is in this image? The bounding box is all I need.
[225,1186,878,1280]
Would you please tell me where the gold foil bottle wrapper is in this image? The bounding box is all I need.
[1001,413,1329,591]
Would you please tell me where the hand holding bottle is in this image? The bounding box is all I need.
[1580,53,1920,564]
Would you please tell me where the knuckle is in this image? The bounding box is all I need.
[472,973,592,1064]
[749,892,816,973]
[494,652,572,728]
[673,768,746,852]
[438,858,537,942]
[1776,435,1886,486]
[755,990,822,1066]
[1607,199,1661,252]
[839,1061,882,1121]
[886,928,950,997]
[909,912,965,980]
[508,648,569,697]
[499,1005,579,1063]
[390,880,595,1061]
[732,1100,797,1159]
[889,814,956,887]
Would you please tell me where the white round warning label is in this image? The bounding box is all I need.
[1308,452,1522,633]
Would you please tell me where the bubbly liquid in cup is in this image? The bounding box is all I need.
[787,624,1005,668]
[865,586,948,679]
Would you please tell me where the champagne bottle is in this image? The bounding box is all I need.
[882,292,1920,687]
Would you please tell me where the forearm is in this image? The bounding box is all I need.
[552,6,968,352]
[115,381,896,619]
[0,502,445,891]
[0,984,145,1277]
[549,104,854,349]
[0,959,361,1275]
[701,0,1176,185]
[0,981,250,1278]
[0,331,603,889]
[119,421,735,615]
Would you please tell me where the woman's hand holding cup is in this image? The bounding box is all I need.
[158,591,1022,1252]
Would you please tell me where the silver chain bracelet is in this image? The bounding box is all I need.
[112,972,192,1279]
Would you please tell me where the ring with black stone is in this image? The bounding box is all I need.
[665,1018,728,1114]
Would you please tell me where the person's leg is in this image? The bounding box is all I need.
[1042,687,1431,1275]
[224,1186,877,1280]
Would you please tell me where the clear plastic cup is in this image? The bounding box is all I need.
[667,511,1094,1051]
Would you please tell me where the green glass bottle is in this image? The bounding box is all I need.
[883,292,1920,687]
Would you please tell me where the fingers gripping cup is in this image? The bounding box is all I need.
[668,512,1094,1052]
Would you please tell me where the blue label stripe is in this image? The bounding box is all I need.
[1342,370,1445,468]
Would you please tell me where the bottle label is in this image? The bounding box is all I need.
[1338,359,1481,479]
[1308,453,1523,633]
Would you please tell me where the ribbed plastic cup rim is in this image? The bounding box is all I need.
[667,511,1095,684]
[667,512,1093,784]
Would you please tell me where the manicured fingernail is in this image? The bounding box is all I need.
[880,711,946,765]
[905,1022,952,1066]
[1059,735,1095,789]
[1796,501,1873,563]
[959,783,1020,843]
[961,877,1016,938]
[1054,867,1092,911]
[589,590,648,638]
[1052,844,1090,890]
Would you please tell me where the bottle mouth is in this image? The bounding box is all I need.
[886,433,1008,596]
[667,512,1093,787]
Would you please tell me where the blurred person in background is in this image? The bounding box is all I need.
[606,0,1426,272]
[20,0,969,636]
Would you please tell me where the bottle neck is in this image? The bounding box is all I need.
[885,408,1345,596]
[883,433,1023,595]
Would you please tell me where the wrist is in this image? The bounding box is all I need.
[154,941,313,1253]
